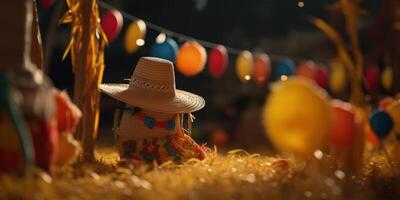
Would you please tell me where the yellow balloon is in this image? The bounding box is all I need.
[176,41,207,76]
[329,59,347,94]
[382,66,393,91]
[124,20,146,54]
[262,77,331,156]
[235,51,254,82]
[388,100,400,133]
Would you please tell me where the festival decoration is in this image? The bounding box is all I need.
[262,78,331,156]
[387,100,400,133]
[124,20,146,54]
[365,123,380,146]
[296,61,316,80]
[61,0,107,161]
[329,60,347,94]
[378,97,394,110]
[208,45,228,78]
[150,37,179,62]
[53,89,82,167]
[176,41,207,77]
[211,129,229,147]
[381,66,393,91]
[100,9,123,42]
[56,134,80,167]
[0,75,34,174]
[235,50,253,82]
[315,65,328,89]
[330,100,365,172]
[274,58,295,80]
[364,66,380,92]
[369,109,394,139]
[253,53,271,86]
[330,100,357,147]
[41,0,55,8]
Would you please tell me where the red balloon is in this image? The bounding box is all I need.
[315,66,328,89]
[296,61,317,80]
[253,53,271,86]
[100,10,123,42]
[41,0,54,8]
[208,45,228,78]
[364,66,380,92]
[330,100,357,147]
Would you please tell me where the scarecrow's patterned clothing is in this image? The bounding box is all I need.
[118,132,207,163]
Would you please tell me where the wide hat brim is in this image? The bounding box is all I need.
[99,83,205,113]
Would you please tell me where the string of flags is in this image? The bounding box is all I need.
[95,1,396,93]
[37,0,377,94]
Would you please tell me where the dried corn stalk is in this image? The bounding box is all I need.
[60,0,107,161]
[311,0,366,106]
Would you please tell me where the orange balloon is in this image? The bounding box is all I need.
[253,53,271,86]
[211,129,229,146]
[378,97,394,110]
[176,41,207,76]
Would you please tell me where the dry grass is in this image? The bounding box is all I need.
[1,146,400,200]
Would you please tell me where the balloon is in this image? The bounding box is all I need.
[364,66,380,92]
[330,100,357,147]
[41,0,54,8]
[262,77,331,156]
[211,129,229,146]
[296,61,316,80]
[387,100,400,133]
[101,10,123,42]
[235,51,254,82]
[253,53,271,86]
[150,38,179,62]
[378,97,394,110]
[365,123,380,146]
[369,109,394,139]
[382,66,393,91]
[274,59,295,80]
[176,41,207,76]
[124,20,146,54]
[315,65,329,89]
[329,60,347,94]
[208,45,228,78]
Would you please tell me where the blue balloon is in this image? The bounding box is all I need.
[149,38,179,62]
[274,59,295,80]
[369,109,394,139]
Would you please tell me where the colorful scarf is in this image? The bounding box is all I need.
[118,131,207,163]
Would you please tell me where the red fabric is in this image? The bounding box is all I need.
[28,118,59,174]
[53,89,82,134]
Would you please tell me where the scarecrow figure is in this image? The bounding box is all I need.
[100,57,207,163]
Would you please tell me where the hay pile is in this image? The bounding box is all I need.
[1,146,399,200]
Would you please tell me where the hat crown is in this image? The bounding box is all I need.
[129,57,176,98]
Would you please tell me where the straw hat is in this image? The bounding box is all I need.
[99,57,205,113]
